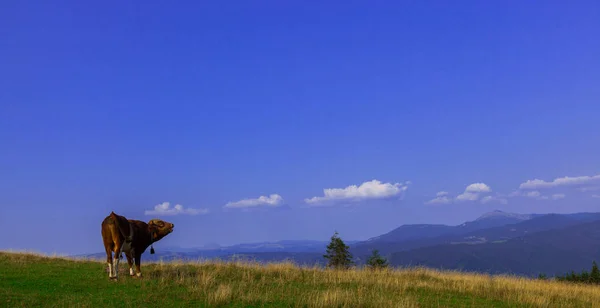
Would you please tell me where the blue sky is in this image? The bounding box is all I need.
[1,1,599,255]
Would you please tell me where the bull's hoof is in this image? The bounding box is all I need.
[109,276,117,280]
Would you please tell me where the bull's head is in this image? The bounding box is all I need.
[148,219,174,243]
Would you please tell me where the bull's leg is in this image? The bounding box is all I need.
[126,253,135,276]
[134,253,142,277]
[105,246,114,279]
[112,243,122,279]
[113,255,120,279]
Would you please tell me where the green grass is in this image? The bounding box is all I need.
[2,251,600,307]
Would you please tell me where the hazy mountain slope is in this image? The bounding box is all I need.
[352,212,600,260]
[352,210,533,257]
[352,214,553,258]
[363,224,456,243]
[388,219,600,277]
[362,210,531,244]
[76,240,345,262]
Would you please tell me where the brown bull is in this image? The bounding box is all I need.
[101,211,174,279]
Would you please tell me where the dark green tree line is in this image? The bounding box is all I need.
[553,261,600,284]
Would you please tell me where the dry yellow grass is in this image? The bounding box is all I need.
[145,257,600,307]
[3,251,600,307]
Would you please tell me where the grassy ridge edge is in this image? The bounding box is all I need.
[1,251,599,307]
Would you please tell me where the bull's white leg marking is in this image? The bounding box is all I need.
[130,267,134,276]
[136,272,142,277]
[113,256,119,278]
[108,263,114,278]
[112,243,125,279]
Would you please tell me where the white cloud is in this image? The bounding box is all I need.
[455,183,492,202]
[425,196,451,205]
[508,190,560,201]
[427,183,504,205]
[465,183,492,193]
[593,195,600,199]
[456,192,480,201]
[224,194,284,209]
[425,191,451,205]
[481,196,508,205]
[519,174,600,190]
[525,191,541,198]
[429,183,495,204]
[144,202,209,216]
[578,187,600,192]
[480,196,493,203]
[305,179,409,205]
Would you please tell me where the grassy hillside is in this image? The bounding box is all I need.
[2,252,600,307]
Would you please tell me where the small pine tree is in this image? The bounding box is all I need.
[555,274,563,282]
[366,249,388,270]
[569,270,578,282]
[323,231,353,270]
[590,261,600,284]
[581,270,590,283]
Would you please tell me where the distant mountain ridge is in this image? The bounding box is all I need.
[76,239,356,263]
[474,209,533,221]
[76,210,600,277]
[363,210,532,244]
[351,210,534,256]
[389,218,600,277]
[352,212,600,259]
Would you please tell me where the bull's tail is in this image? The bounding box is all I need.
[110,211,134,243]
